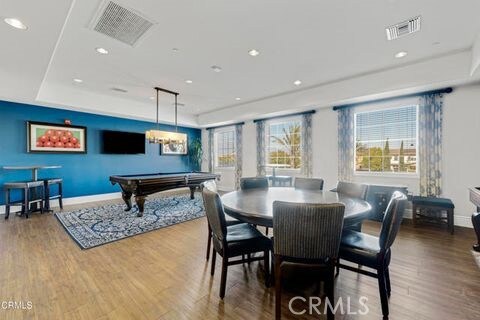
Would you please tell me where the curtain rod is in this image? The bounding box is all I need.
[206,122,245,131]
[253,110,316,123]
[332,87,453,111]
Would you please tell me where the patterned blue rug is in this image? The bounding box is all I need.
[55,193,205,249]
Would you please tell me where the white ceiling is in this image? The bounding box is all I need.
[1,0,480,127]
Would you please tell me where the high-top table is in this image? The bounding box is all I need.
[3,165,62,213]
[221,187,371,228]
[3,165,62,181]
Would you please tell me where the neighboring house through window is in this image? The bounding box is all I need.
[355,105,418,174]
[214,128,236,168]
[265,117,302,169]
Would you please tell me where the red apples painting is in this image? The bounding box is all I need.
[27,121,87,153]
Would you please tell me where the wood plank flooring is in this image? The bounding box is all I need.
[0,193,479,319]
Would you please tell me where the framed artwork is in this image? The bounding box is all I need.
[27,121,87,153]
[160,139,188,155]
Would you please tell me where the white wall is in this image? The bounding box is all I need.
[203,83,480,228]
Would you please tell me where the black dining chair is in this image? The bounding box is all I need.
[240,177,269,190]
[273,201,345,320]
[333,181,368,231]
[294,177,324,190]
[201,180,242,261]
[202,184,272,299]
[337,191,407,319]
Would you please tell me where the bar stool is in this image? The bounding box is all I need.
[4,181,45,219]
[41,178,63,211]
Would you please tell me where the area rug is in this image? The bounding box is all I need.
[55,193,205,249]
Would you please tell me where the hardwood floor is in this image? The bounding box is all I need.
[0,194,479,319]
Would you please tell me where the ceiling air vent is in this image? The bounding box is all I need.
[111,87,128,93]
[90,1,155,46]
[386,16,421,41]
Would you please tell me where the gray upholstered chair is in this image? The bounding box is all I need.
[294,177,324,190]
[333,181,368,231]
[334,181,368,200]
[240,177,269,190]
[240,176,270,234]
[200,180,242,261]
[273,201,345,320]
[337,191,407,319]
[202,184,271,299]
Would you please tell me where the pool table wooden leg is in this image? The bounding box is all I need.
[189,186,196,199]
[122,191,133,211]
[135,196,146,217]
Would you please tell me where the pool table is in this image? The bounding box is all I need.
[110,172,219,216]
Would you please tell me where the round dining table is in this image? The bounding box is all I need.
[221,187,372,228]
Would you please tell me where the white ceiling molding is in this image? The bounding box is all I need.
[470,33,480,76]
[36,83,198,127]
[197,50,479,127]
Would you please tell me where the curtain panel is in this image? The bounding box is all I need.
[301,113,313,177]
[337,108,354,181]
[418,93,444,197]
[207,129,214,173]
[234,124,243,189]
[256,120,266,176]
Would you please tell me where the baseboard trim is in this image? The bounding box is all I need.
[0,192,122,214]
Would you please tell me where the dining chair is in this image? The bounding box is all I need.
[334,181,368,200]
[201,180,242,261]
[333,181,368,231]
[240,176,270,234]
[240,177,269,190]
[337,191,407,319]
[294,177,324,190]
[202,185,272,299]
[273,201,345,320]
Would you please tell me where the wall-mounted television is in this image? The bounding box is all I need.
[102,130,145,154]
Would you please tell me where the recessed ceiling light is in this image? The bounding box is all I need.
[395,51,408,58]
[4,18,27,30]
[95,47,109,55]
[235,97,241,101]
[73,78,83,83]
[248,49,260,57]
[185,80,193,84]
[293,80,302,86]
[211,65,222,72]
[172,48,179,52]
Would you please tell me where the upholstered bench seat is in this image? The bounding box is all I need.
[411,196,454,209]
[412,196,454,234]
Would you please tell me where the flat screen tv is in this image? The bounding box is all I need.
[102,130,145,154]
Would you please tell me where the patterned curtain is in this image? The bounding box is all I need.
[207,129,214,172]
[234,124,243,189]
[337,108,354,181]
[256,120,266,176]
[418,93,444,196]
[301,113,313,177]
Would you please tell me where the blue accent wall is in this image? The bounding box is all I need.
[0,100,201,204]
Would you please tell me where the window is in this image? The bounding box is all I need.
[355,105,418,174]
[266,117,302,169]
[214,129,236,168]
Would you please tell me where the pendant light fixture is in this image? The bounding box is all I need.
[145,87,187,148]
